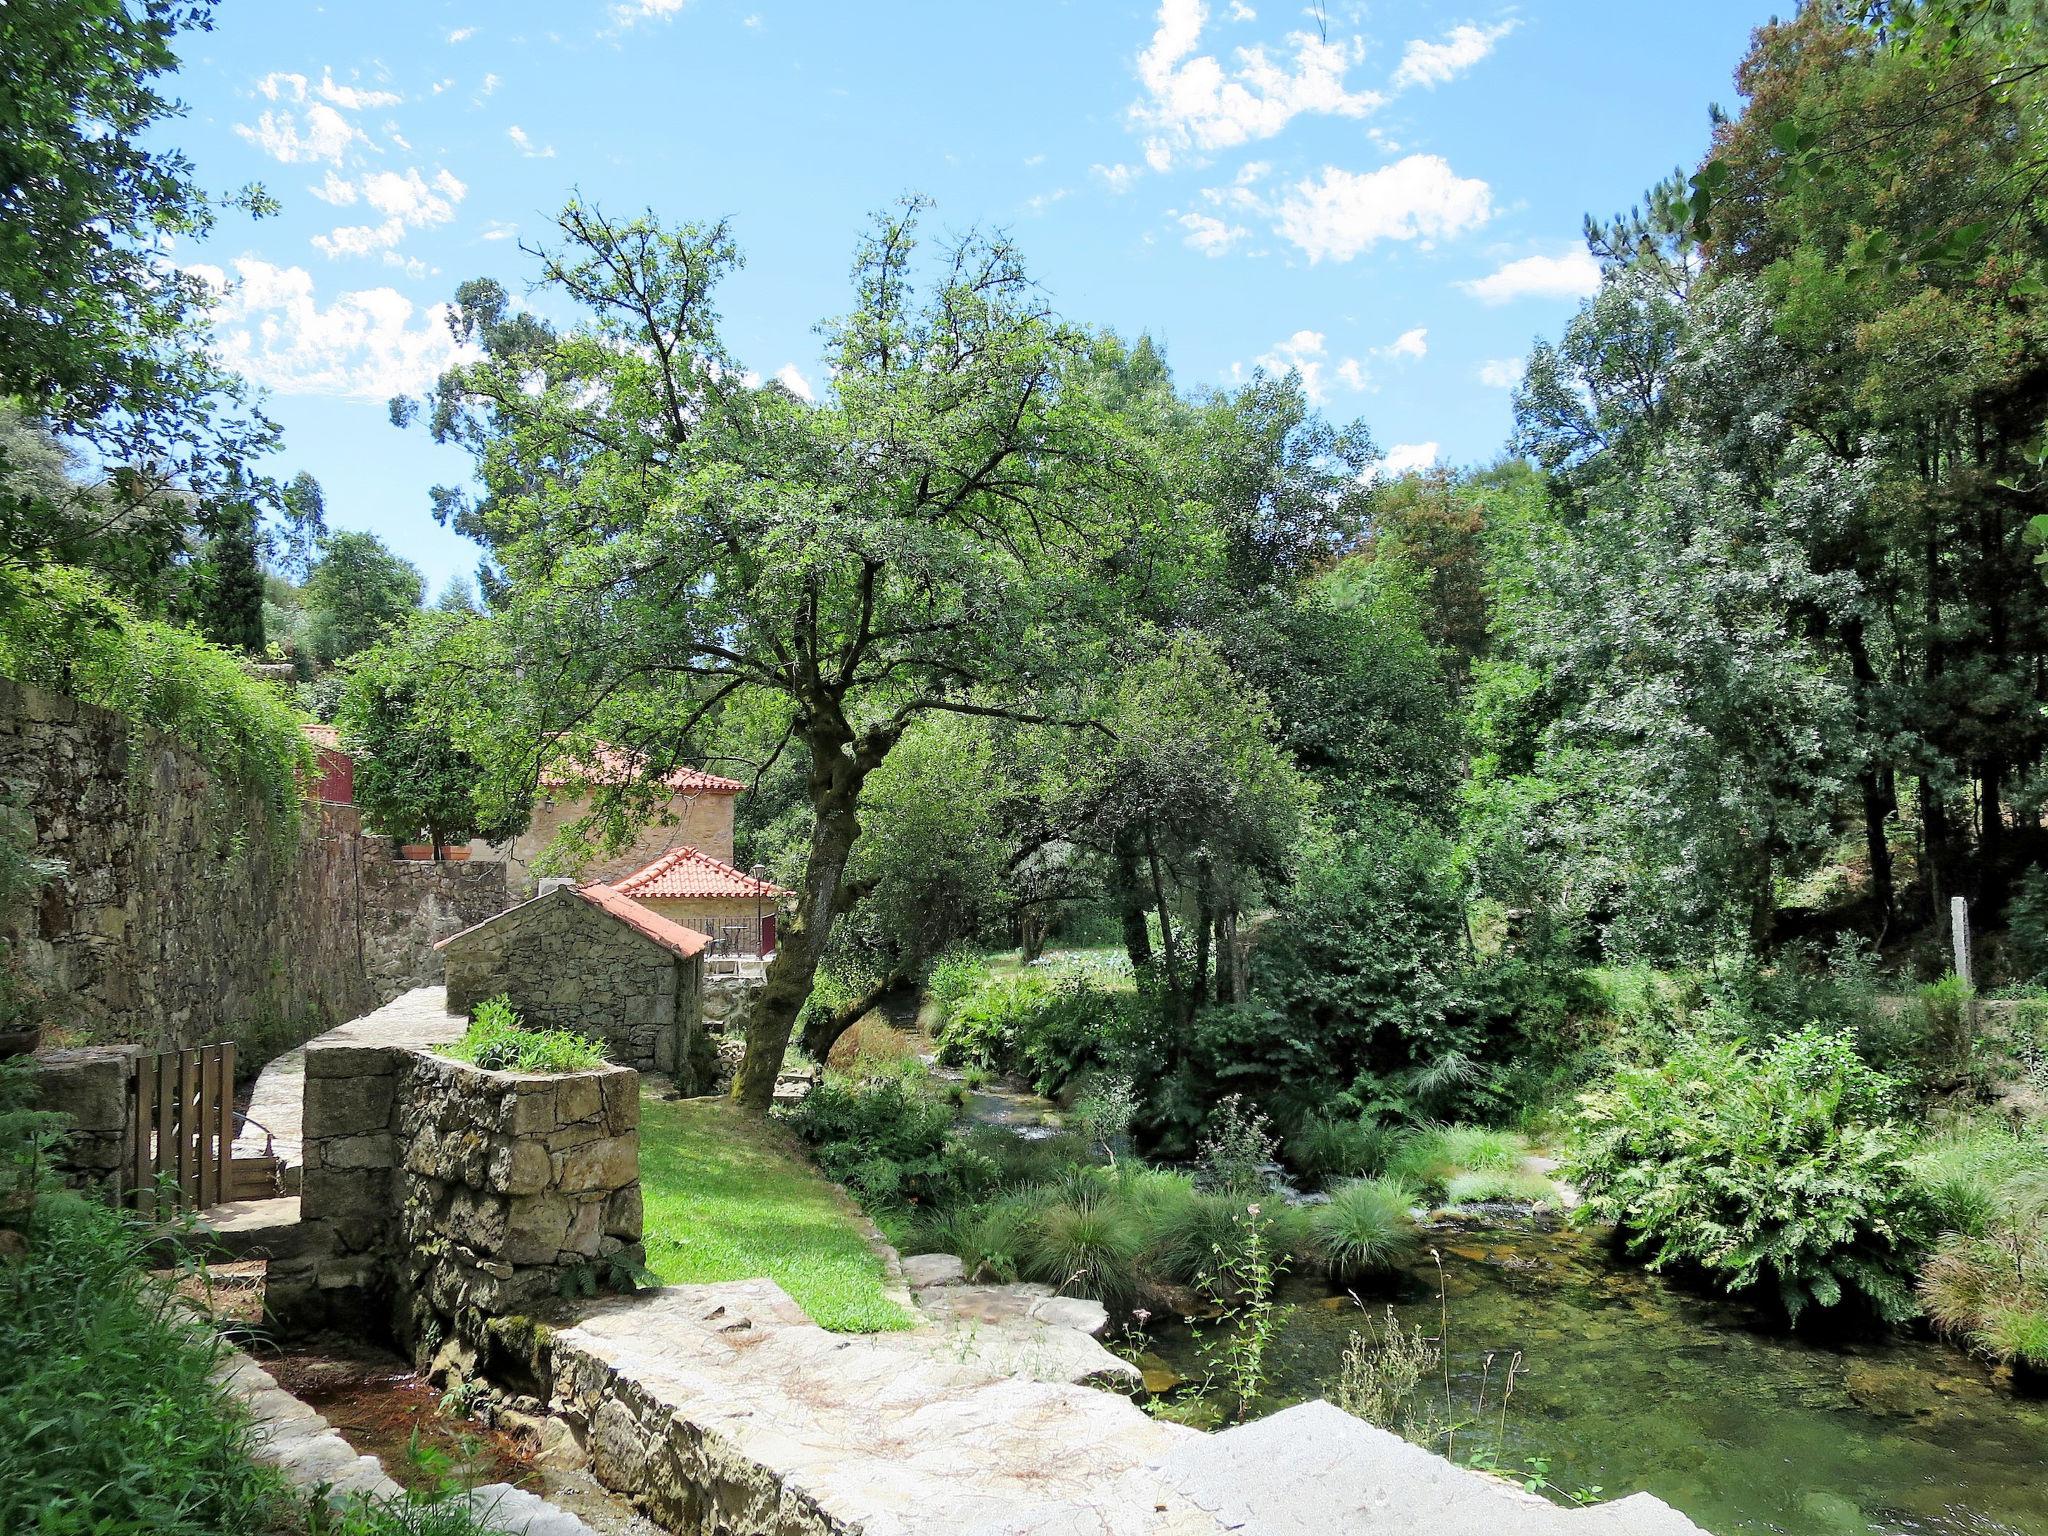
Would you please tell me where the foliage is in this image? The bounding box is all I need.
[0,1191,288,1535]
[636,1096,910,1332]
[338,622,527,850]
[442,996,605,1074]
[1907,1122,2048,1239]
[1013,1194,1147,1313]
[1914,1124,2048,1370]
[781,1073,966,1209]
[1441,1167,1558,1207]
[1198,1201,1290,1421]
[934,963,1132,1097]
[1333,1305,1442,1434]
[927,950,996,1024]
[0,0,282,602]
[304,530,425,666]
[1285,1112,1399,1187]
[1303,1177,1419,1281]
[0,562,313,847]
[1195,1094,1279,1196]
[1566,1028,1932,1324]
[1382,1124,1524,1201]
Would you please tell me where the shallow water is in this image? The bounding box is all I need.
[1147,1218,2048,1536]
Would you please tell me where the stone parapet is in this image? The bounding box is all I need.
[265,988,643,1363]
[31,1045,137,1195]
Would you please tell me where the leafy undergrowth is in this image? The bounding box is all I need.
[637,1095,912,1333]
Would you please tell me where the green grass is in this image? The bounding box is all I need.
[637,1095,912,1333]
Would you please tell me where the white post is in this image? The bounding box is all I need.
[1950,895,1973,989]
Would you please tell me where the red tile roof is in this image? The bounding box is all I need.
[612,846,789,901]
[301,722,345,752]
[574,884,714,958]
[433,883,712,960]
[541,744,745,795]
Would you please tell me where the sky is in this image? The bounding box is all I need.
[170,0,1773,596]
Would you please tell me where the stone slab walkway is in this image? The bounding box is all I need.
[543,1279,1709,1536]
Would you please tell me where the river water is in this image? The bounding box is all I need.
[1146,1216,2048,1536]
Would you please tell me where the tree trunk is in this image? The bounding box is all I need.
[1191,852,1214,1013]
[1113,827,1153,973]
[798,967,904,1064]
[731,731,867,1113]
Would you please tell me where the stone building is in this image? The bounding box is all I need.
[475,747,750,895]
[609,845,788,956]
[436,883,710,1078]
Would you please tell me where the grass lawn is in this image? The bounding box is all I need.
[636,1094,912,1333]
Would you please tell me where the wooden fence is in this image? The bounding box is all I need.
[128,1043,240,1216]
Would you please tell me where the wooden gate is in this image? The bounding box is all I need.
[128,1043,237,1216]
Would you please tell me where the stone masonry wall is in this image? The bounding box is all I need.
[441,889,699,1075]
[267,989,642,1373]
[32,1045,137,1197]
[0,677,507,1053]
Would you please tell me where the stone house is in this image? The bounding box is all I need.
[609,845,788,956]
[435,882,711,1078]
[475,747,750,894]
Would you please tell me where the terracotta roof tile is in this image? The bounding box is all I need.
[541,745,745,795]
[301,722,345,752]
[575,884,714,958]
[432,884,712,961]
[612,846,789,901]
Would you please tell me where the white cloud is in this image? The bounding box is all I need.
[508,125,555,159]
[1094,162,1144,193]
[446,26,477,42]
[430,77,456,95]
[1227,0,1256,17]
[1127,0,1382,173]
[478,73,501,98]
[1392,21,1517,91]
[1380,442,1441,476]
[363,166,466,224]
[773,363,815,401]
[312,220,404,259]
[1256,329,1334,401]
[480,219,520,242]
[612,0,688,22]
[255,72,308,102]
[1384,326,1428,360]
[310,170,359,205]
[1458,247,1601,304]
[188,258,477,400]
[1336,358,1368,391]
[1274,155,1491,263]
[1025,188,1071,214]
[1478,356,1525,388]
[235,103,360,165]
[316,70,401,110]
[1179,211,1248,254]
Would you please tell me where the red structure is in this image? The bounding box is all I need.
[300,723,355,805]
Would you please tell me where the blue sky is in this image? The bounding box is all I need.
[172,1,1769,595]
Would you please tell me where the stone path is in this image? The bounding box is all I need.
[542,1278,1709,1536]
[235,1045,305,1172]
[901,1251,1141,1389]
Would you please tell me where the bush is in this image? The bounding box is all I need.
[926,949,995,1024]
[1304,1177,1418,1281]
[1285,1112,1403,1187]
[1441,1167,1557,1206]
[1196,1094,1279,1195]
[1567,1028,1931,1325]
[441,995,606,1073]
[781,1074,962,1207]
[934,965,1127,1097]
[935,972,1049,1072]
[1919,1188,2048,1371]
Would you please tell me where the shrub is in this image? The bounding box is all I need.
[1304,1177,1418,1281]
[935,972,1049,1072]
[1567,1028,1931,1325]
[1907,1124,2048,1237]
[782,1074,960,1207]
[441,995,606,1073]
[1015,1198,1147,1312]
[825,1014,919,1078]
[926,949,995,1024]
[1918,1183,2048,1371]
[1197,1094,1279,1196]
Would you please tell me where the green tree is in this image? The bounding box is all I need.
[337,625,525,854]
[0,0,280,598]
[405,199,1184,1110]
[303,531,423,666]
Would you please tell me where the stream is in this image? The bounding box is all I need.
[1144,1216,2048,1536]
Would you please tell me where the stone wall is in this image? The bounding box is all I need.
[267,989,643,1375]
[441,888,701,1076]
[482,788,736,896]
[32,1045,137,1197]
[0,677,508,1053]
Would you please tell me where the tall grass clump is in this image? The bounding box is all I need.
[1305,1177,1419,1281]
[1286,1112,1405,1187]
[441,994,605,1073]
[1385,1123,1524,1199]
[1016,1197,1147,1312]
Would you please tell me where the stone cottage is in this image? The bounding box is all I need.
[609,845,788,956]
[474,747,751,895]
[435,883,711,1079]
